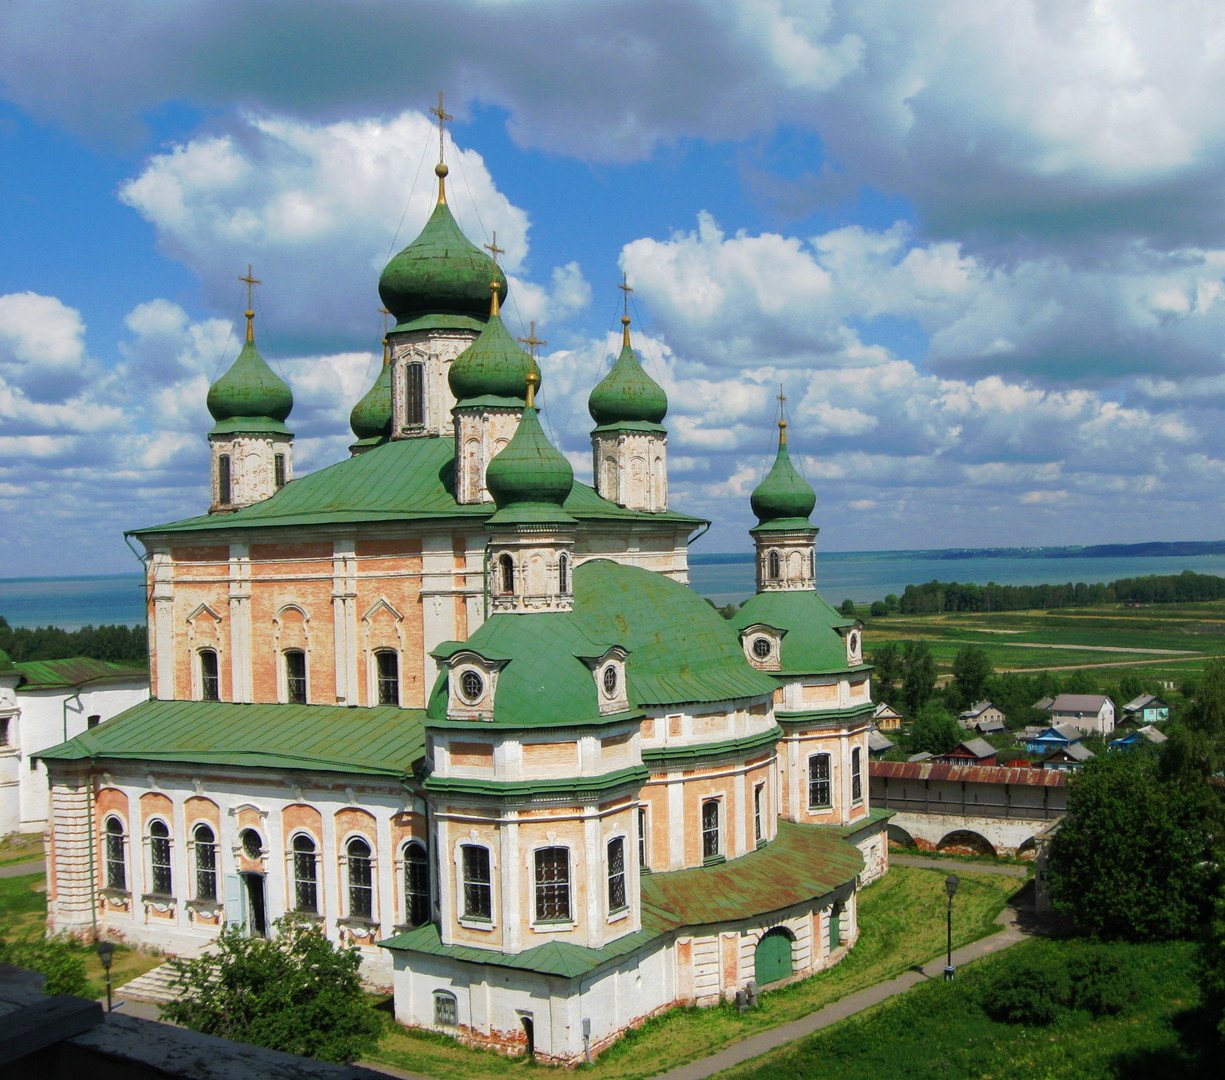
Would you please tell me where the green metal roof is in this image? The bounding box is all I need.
[13,657,145,691]
[35,699,426,777]
[750,428,816,531]
[381,818,862,978]
[206,334,293,433]
[349,352,392,442]
[486,404,575,523]
[588,322,668,426]
[733,590,857,676]
[449,310,539,404]
[130,436,704,537]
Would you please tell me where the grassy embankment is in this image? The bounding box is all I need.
[0,870,164,991]
[365,864,1020,1079]
[726,937,1211,1079]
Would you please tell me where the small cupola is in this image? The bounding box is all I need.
[750,418,816,530]
[349,336,393,454]
[448,283,540,405]
[588,316,668,426]
[750,396,818,592]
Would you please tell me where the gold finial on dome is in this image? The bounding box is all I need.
[525,370,539,409]
[239,264,261,344]
[618,275,634,347]
[777,385,788,447]
[489,279,501,317]
[382,335,391,368]
[518,320,546,360]
[430,91,453,203]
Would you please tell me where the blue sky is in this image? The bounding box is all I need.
[4,1,1225,576]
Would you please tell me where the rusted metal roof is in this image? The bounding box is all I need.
[870,759,1067,787]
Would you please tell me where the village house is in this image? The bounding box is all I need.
[1044,693,1115,737]
[958,700,1006,735]
[1120,694,1170,725]
[935,738,998,767]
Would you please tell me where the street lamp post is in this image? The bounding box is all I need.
[944,874,960,980]
[96,939,116,1011]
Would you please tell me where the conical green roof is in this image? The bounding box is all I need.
[449,291,540,405]
[750,421,816,531]
[486,382,575,525]
[378,165,507,330]
[207,315,293,435]
[350,341,393,443]
[589,317,667,426]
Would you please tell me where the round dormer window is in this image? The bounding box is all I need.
[459,669,484,704]
[752,637,772,660]
[602,664,618,697]
[849,632,860,655]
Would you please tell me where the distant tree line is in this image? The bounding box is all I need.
[896,569,1225,614]
[0,615,147,665]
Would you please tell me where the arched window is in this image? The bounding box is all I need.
[851,747,863,803]
[375,650,399,706]
[637,807,649,871]
[403,841,429,927]
[148,819,172,896]
[218,454,231,504]
[347,837,373,920]
[497,553,514,595]
[558,552,569,594]
[193,824,217,901]
[607,837,626,913]
[404,362,425,426]
[767,550,781,580]
[274,453,286,489]
[433,990,457,1027]
[292,834,318,914]
[104,816,126,891]
[754,782,765,846]
[199,649,219,701]
[284,649,307,704]
[460,844,492,920]
[534,847,571,922]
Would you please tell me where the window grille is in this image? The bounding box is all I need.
[194,824,217,901]
[534,847,571,921]
[754,783,764,844]
[284,650,307,704]
[433,991,457,1026]
[607,837,626,912]
[347,837,373,919]
[149,820,172,896]
[218,454,231,504]
[274,453,286,489]
[558,552,569,594]
[292,834,318,913]
[852,747,863,802]
[701,799,721,859]
[638,807,648,870]
[461,845,491,920]
[105,817,126,891]
[404,363,425,425]
[199,649,219,701]
[375,650,399,705]
[808,753,832,808]
[404,842,429,926]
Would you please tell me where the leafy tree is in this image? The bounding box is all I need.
[1162,657,1225,802]
[1046,752,1215,941]
[869,641,903,706]
[1061,670,1099,695]
[0,932,90,996]
[1116,674,1147,706]
[901,640,937,716]
[909,701,962,755]
[162,918,384,1063]
[869,600,888,617]
[839,598,856,616]
[950,645,994,711]
[884,593,900,612]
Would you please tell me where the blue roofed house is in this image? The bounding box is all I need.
[1109,725,1168,751]
[1023,723,1085,755]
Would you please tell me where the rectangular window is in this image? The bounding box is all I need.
[701,799,721,860]
[405,363,425,426]
[534,847,571,922]
[149,824,172,896]
[808,753,832,809]
[754,783,765,846]
[0,717,9,747]
[284,650,307,704]
[637,807,648,871]
[376,651,399,705]
[218,454,231,504]
[347,841,373,919]
[105,822,126,891]
[274,453,286,489]
[194,830,217,902]
[461,845,492,920]
[199,650,219,701]
[404,843,430,927]
[607,837,626,913]
[851,747,863,803]
[293,837,318,914]
[434,991,457,1026]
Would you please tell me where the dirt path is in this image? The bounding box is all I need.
[941,638,1198,655]
[1000,655,1208,673]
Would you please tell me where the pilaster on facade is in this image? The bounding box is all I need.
[47,771,97,935]
[420,535,463,695]
[150,548,174,700]
[331,540,359,704]
[228,543,253,703]
[388,329,476,439]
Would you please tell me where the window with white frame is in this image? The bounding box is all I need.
[284,649,307,704]
[199,649,219,701]
[607,837,626,913]
[460,844,492,920]
[274,453,286,489]
[240,828,263,860]
[375,650,399,705]
[148,819,172,896]
[403,841,429,927]
[292,834,318,913]
[767,549,781,580]
[534,847,571,922]
[701,799,721,860]
[193,823,217,901]
[558,551,569,594]
[347,837,373,919]
[851,746,863,803]
[404,362,425,426]
[104,816,126,891]
[637,806,648,871]
[754,782,765,846]
[496,553,514,595]
[808,753,832,809]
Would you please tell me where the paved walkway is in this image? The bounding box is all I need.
[656,906,1035,1080]
[0,858,45,878]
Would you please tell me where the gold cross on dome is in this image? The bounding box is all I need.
[617,274,633,318]
[484,232,504,265]
[518,321,546,359]
[239,264,261,310]
[430,91,453,164]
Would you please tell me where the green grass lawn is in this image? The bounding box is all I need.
[725,937,1211,1079]
[364,865,1021,1079]
[0,832,44,867]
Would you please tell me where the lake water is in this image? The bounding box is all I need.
[2,550,1225,628]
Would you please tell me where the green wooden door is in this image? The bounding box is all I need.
[754,929,793,985]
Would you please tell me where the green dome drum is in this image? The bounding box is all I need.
[449,286,540,404]
[350,338,393,442]
[207,310,293,431]
[486,374,574,514]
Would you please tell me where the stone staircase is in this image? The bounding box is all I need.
[118,960,184,1004]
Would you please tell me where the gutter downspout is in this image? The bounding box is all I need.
[686,522,710,547]
[482,544,491,621]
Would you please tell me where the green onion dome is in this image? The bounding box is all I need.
[349,338,393,442]
[750,420,816,529]
[378,164,508,327]
[449,287,540,404]
[588,317,667,425]
[206,312,293,432]
[486,375,574,515]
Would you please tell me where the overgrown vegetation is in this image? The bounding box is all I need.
[0,613,147,665]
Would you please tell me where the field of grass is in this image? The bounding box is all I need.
[0,871,164,992]
[726,938,1211,1079]
[364,865,1020,1079]
[0,832,44,867]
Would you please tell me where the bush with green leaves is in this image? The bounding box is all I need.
[162,917,384,1063]
[0,931,90,996]
[980,943,1135,1027]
